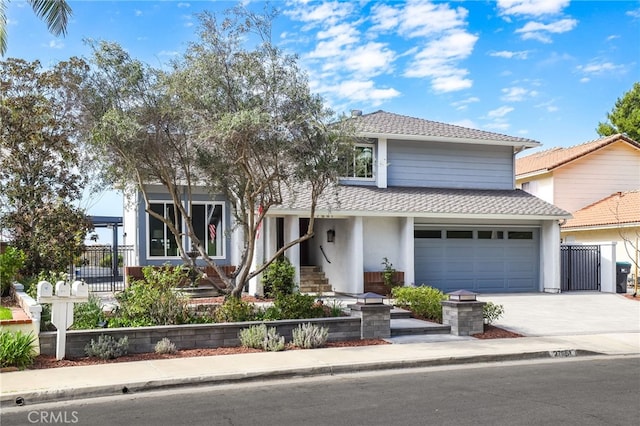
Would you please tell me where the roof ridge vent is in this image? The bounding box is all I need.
[351,109,362,117]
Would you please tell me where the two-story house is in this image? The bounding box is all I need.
[124,110,570,295]
[515,133,640,266]
[257,111,570,294]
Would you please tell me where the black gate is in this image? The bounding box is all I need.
[561,245,601,291]
[74,245,134,292]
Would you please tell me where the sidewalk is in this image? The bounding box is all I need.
[1,332,639,406]
[2,293,639,406]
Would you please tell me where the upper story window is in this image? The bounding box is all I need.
[147,201,225,258]
[342,144,374,179]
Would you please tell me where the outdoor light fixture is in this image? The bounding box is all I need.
[327,229,335,243]
[356,292,385,305]
[447,289,478,302]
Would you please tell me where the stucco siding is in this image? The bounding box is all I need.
[562,227,640,267]
[387,140,514,189]
[553,142,640,212]
[362,217,403,272]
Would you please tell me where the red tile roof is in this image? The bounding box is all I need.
[516,134,640,176]
[562,190,640,229]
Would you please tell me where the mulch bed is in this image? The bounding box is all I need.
[472,325,525,339]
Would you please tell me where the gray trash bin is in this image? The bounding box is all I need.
[616,262,631,293]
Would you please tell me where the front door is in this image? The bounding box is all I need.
[299,218,311,266]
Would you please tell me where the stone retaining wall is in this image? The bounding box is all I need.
[39,317,361,358]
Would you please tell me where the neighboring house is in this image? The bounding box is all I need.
[125,110,570,295]
[515,134,640,266]
[562,190,640,268]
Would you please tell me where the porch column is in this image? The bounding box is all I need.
[377,138,388,189]
[400,217,414,286]
[542,220,561,293]
[284,216,301,288]
[350,217,364,294]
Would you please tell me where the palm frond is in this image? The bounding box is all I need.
[30,0,72,36]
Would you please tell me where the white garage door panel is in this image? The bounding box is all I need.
[414,229,539,293]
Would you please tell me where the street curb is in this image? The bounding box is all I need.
[1,349,603,406]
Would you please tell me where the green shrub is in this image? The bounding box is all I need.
[0,247,26,296]
[72,294,106,330]
[326,299,344,317]
[214,297,257,323]
[391,285,447,323]
[109,265,194,327]
[238,324,284,351]
[262,257,296,298]
[483,301,505,325]
[0,306,12,320]
[381,257,397,287]
[154,338,177,354]
[263,326,285,352]
[99,254,123,268]
[292,323,328,349]
[270,293,324,320]
[0,330,37,369]
[84,335,129,359]
[239,324,268,349]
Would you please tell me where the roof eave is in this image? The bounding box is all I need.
[269,209,570,221]
[358,132,540,149]
[562,222,640,231]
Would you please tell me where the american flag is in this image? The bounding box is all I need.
[209,223,216,240]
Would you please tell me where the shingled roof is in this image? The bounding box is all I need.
[563,190,640,229]
[349,110,540,146]
[273,185,571,219]
[516,134,640,176]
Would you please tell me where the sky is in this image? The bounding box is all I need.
[4,0,639,240]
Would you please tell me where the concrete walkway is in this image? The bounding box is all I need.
[1,293,639,406]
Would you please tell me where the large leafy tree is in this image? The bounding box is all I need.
[0,57,92,275]
[81,7,352,298]
[597,82,640,141]
[0,0,72,55]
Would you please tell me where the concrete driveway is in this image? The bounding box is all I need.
[478,293,640,337]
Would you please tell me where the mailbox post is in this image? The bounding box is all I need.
[37,280,89,360]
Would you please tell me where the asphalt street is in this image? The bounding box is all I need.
[3,356,638,426]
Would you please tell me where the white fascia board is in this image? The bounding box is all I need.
[359,132,540,149]
[269,209,570,221]
[562,223,640,232]
[515,169,550,180]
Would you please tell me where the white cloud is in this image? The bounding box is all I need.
[489,50,531,59]
[396,0,469,38]
[580,77,590,83]
[177,2,190,8]
[46,39,64,49]
[135,10,142,17]
[606,35,620,41]
[370,3,400,32]
[329,80,401,106]
[515,18,578,43]
[488,106,514,118]
[626,8,640,19]
[497,0,570,17]
[404,30,478,92]
[577,61,625,76]
[158,50,179,57]
[344,42,395,77]
[451,96,480,110]
[285,1,354,27]
[484,121,510,131]
[535,100,558,112]
[501,86,538,102]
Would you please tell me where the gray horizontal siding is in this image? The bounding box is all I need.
[387,140,514,190]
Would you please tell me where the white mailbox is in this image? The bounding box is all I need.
[37,281,53,300]
[55,281,70,297]
[72,281,88,297]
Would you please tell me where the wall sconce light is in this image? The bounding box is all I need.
[326,229,335,243]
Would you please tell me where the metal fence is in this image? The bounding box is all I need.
[561,245,601,291]
[74,245,134,292]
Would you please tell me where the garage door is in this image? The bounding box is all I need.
[414,228,539,293]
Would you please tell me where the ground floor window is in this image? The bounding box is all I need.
[147,201,225,258]
[148,202,182,257]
